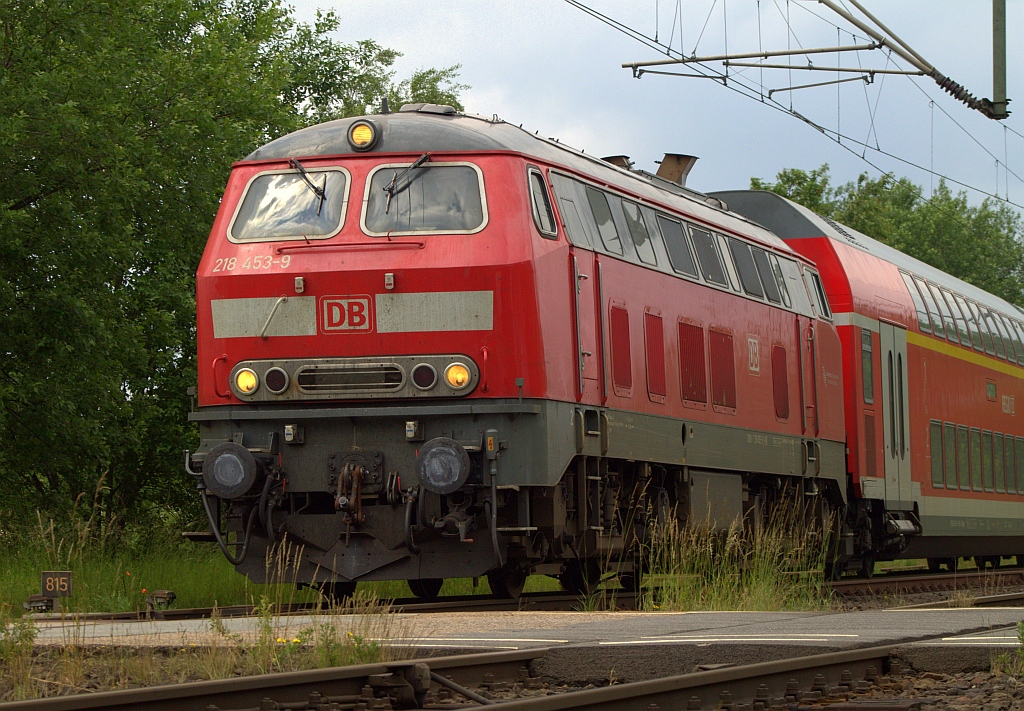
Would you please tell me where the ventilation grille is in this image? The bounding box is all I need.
[610,306,632,391]
[645,313,666,398]
[771,345,789,420]
[296,363,404,393]
[678,322,706,403]
[709,329,736,409]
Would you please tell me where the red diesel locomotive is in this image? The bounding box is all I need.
[185,103,1019,596]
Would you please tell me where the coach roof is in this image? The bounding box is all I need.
[245,108,800,256]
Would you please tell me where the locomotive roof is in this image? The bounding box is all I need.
[245,108,801,258]
[712,189,1023,316]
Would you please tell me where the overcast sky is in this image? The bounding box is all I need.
[293,1,1024,211]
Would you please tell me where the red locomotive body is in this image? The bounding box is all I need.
[188,106,849,596]
[718,191,1024,573]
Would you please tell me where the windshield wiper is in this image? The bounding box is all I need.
[384,153,431,213]
[289,158,327,216]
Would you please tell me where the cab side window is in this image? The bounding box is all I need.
[528,169,557,239]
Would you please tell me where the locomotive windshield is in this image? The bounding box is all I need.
[364,163,485,235]
[230,169,348,241]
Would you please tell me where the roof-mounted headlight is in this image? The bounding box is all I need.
[348,120,380,151]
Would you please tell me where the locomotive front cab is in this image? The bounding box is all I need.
[187,111,574,598]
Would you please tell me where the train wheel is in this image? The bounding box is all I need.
[318,581,357,604]
[488,563,527,599]
[1016,555,1024,568]
[824,559,845,581]
[927,558,942,573]
[407,578,444,599]
[858,555,875,579]
[560,558,601,596]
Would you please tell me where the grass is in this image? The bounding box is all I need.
[641,505,833,612]
[992,621,1024,675]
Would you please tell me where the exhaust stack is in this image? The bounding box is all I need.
[656,154,698,187]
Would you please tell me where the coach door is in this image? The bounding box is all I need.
[879,321,913,508]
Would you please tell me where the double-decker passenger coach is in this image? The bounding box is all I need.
[185,104,850,597]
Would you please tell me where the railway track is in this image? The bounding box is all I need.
[0,642,915,711]
[28,567,1024,623]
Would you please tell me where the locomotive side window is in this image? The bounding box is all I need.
[230,169,349,242]
[930,420,944,488]
[940,287,971,346]
[689,226,729,287]
[727,239,764,299]
[777,258,814,318]
[584,187,624,255]
[952,293,984,351]
[967,300,996,355]
[809,271,832,320]
[656,216,699,278]
[926,283,958,344]
[716,234,742,292]
[751,247,782,304]
[363,163,485,235]
[900,272,932,333]
[768,254,792,308]
[957,425,970,490]
[620,200,658,266]
[528,169,557,239]
[861,329,874,404]
[970,427,983,491]
[549,174,591,248]
[943,422,958,489]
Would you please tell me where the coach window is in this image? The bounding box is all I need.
[620,200,657,266]
[914,276,944,337]
[998,314,1023,363]
[656,215,699,278]
[900,272,932,333]
[364,163,485,235]
[1007,434,1015,495]
[584,187,623,255]
[930,420,944,488]
[970,427,983,491]
[957,425,970,490]
[527,169,557,239]
[689,226,729,287]
[952,293,984,351]
[1012,320,1024,364]
[1016,437,1024,494]
[752,247,783,305]
[230,168,349,242]
[926,283,958,344]
[943,423,958,489]
[995,433,1006,492]
[861,329,874,404]
[728,238,764,299]
[967,301,995,355]
[769,254,792,308]
[982,430,995,491]
[941,287,971,346]
[985,310,1008,360]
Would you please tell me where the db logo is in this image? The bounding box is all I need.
[321,296,372,332]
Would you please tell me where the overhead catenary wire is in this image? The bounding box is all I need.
[561,0,1024,213]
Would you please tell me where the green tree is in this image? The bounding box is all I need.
[0,0,465,523]
[751,165,1024,306]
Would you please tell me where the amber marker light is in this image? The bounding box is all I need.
[348,121,378,151]
[444,363,471,390]
[235,368,259,395]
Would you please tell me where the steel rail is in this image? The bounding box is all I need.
[0,648,547,711]
[473,644,899,711]
[831,567,1024,596]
